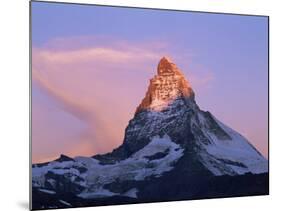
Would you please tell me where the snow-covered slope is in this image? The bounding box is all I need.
[192,111,268,175]
[33,135,184,199]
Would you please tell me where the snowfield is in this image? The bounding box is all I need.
[195,112,268,176]
[32,135,184,199]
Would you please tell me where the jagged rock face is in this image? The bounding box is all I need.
[123,57,221,156]
[136,57,194,114]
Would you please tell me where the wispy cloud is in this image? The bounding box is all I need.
[32,37,167,162]
[32,36,214,163]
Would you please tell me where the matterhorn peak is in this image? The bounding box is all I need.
[136,57,195,113]
[157,56,181,76]
[32,56,268,210]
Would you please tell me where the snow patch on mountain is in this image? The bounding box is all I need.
[32,160,83,187]
[123,188,138,198]
[38,188,56,195]
[83,134,183,185]
[78,188,117,199]
[59,200,72,207]
[196,112,268,175]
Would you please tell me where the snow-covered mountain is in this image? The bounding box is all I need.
[32,56,268,209]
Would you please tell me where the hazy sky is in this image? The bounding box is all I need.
[31,2,268,163]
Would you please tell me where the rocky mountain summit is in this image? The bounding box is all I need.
[136,56,194,113]
[32,56,268,210]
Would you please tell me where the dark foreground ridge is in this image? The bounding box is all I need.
[32,172,268,210]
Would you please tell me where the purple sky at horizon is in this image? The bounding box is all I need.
[31,2,268,163]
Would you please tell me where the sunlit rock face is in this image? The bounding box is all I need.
[136,56,194,113]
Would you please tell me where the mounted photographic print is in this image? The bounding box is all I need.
[30,1,269,210]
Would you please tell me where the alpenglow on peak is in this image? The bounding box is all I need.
[136,56,195,113]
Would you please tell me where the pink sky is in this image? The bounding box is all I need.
[32,36,268,163]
